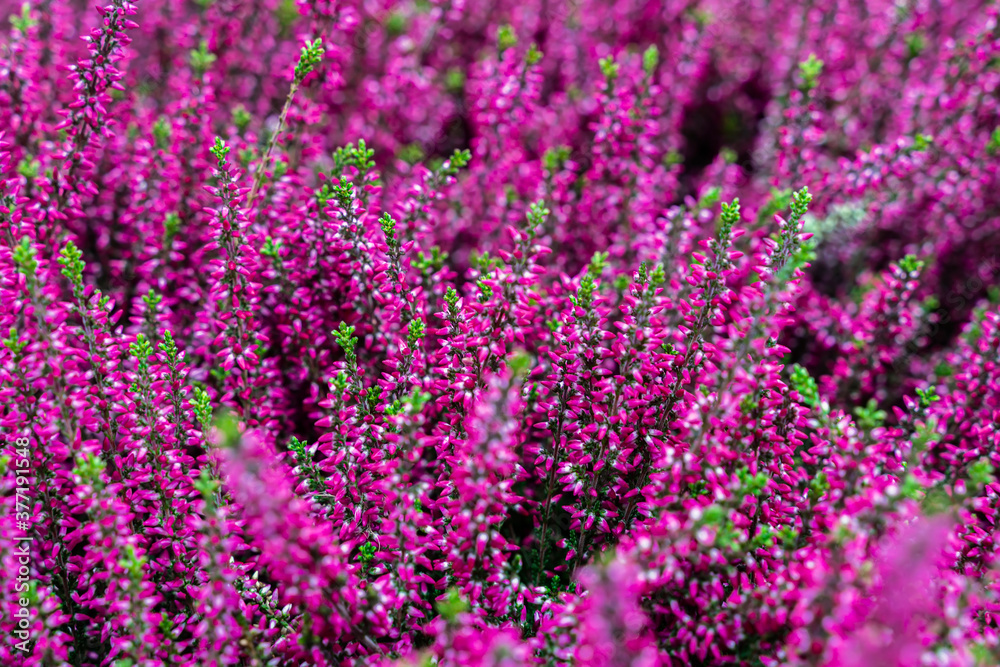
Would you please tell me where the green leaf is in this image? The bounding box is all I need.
[968,458,995,488]
[12,237,38,281]
[599,56,620,82]
[58,240,85,289]
[526,43,543,66]
[497,24,517,53]
[798,53,824,91]
[190,40,217,77]
[436,588,469,621]
[10,3,37,33]
[209,137,230,167]
[407,318,426,347]
[643,45,659,76]
[295,39,325,81]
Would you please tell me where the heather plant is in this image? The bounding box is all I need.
[4,1,1000,666]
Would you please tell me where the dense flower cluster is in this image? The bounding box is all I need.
[3,0,1000,665]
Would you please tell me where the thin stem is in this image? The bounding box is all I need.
[247,80,300,209]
